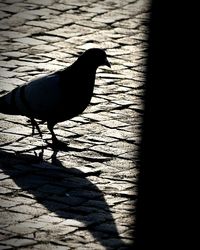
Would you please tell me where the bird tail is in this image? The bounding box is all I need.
[0,88,20,115]
[0,95,14,115]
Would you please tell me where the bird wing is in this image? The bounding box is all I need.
[1,72,63,121]
[23,73,62,120]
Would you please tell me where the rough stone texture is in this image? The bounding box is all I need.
[0,0,150,249]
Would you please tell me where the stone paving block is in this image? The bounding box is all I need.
[1,178,22,190]
[0,4,24,14]
[30,44,57,53]
[0,196,26,208]
[91,144,128,157]
[3,125,31,135]
[49,3,77,12]
[92,11,128,25]
[59,0,94,6]
[0,31,27,39]
[14,37,47,46]
[8,204,47,217]
[22,243,70,250]
[37,51,69,61]
[12,25,44,36]
[0,211,33,228]
[98,119,128,129]
[67,228,98,244]
[36,0,60,6]
[0,173,10,180]
[102,127,134,141]
[58,219,85,228]
[0,10,10,19]
[0,187,12,195]
[44,223,77,236]
[0,82,15,92]
[0,69,16,78]
[33,35,62,43]
[36,214,64,224]
[23,8,60,17]
[13,12,39,22]
[26,20,61,30]
[0,244,13,249]
[80,243,105,250]
[5,223,37,235]
[0,237,36,248]
[1,15,26,27]
[68,150,110,163]
[105,157,134,170]
[76,20,108,29]
[7,195,36,206]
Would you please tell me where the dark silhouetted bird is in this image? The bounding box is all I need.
[0,48,111,145]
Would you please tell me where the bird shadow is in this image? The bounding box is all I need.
[0,148,131,249]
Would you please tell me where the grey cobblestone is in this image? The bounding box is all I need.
[0,0,150,249]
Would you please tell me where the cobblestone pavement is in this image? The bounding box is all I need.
[0,0,150,249]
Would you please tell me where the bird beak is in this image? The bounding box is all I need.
[104,58,111,68]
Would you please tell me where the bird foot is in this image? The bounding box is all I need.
[52,139,70,150]
[45,138,69,150]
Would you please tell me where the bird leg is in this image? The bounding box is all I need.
[47,121,69,149]
[47,122,59,144]
[30,118,42,138]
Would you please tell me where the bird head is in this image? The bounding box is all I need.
[78,48,111,69]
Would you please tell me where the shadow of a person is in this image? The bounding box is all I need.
[0,148,131,249]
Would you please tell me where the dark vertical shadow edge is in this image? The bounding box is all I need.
[134,0,198,249]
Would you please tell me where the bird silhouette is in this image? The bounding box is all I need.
[0,48,111,146]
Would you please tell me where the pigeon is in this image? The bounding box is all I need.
[0,48,111,145]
